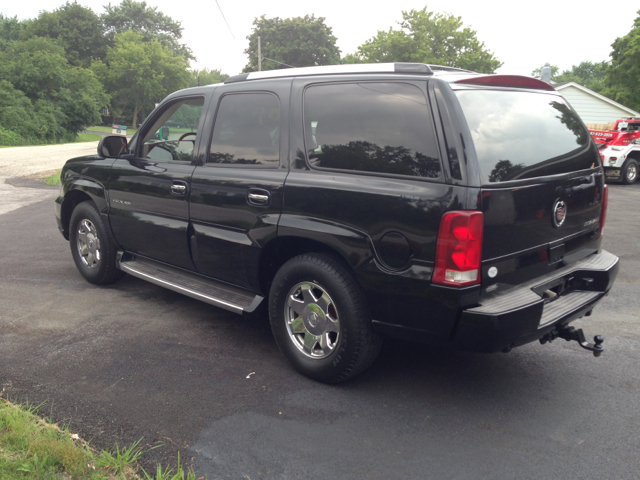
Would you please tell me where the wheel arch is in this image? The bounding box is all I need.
[626,149,640,161]
[257,235,365,296]
[60,179,110,241]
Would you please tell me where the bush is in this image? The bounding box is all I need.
[0,126,24,146]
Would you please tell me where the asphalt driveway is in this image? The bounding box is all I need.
[0,172,639,478]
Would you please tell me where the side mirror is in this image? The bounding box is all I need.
[98,135,128,158]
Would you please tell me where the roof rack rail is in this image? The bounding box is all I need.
[225,63,434,84]
[426,64,476,73]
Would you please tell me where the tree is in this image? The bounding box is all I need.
[347,8,502,73]
[243,15,341,72]
[189,68,229,87]
[531,64,560,78]
[0,38,69,100]
[0,37,108,142]
[93,31,190,128]
[603,11,640,111]
[102,0,194,60]
[556,61,608,92]
[0,14,23,52]
[531,62,608,92]
[21,2,108,67]
[0,80,48,143]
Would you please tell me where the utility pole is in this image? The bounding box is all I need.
[258,36,262,71]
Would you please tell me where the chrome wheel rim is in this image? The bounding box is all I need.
[627,163,637,182]
[76,219,101,269]
[285,282,340,359]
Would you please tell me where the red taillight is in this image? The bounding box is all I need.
[599,184,608,236]
[433,211,484,287]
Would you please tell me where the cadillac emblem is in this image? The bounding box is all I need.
[553,199,567,228]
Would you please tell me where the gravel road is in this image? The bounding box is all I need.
[0,142,98,215]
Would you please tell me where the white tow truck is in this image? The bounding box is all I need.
[589,118,640,184]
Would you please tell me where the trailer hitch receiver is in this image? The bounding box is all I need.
[540,326,604,357]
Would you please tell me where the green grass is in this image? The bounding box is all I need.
[0,398,202,479]
[87,125,137,135]
[75,133,102,143]
[43,171,61,187]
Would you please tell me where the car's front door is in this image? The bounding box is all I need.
[108,96,207,270]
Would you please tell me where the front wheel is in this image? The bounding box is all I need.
[69,201,124,285]
[269,253,381,383]
[622,158,638,184]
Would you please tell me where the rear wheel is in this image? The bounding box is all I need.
[69,201,124,285]
[269,253,381,383]
[622,158,638,184]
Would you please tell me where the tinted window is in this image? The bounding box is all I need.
[141,98,204,162]
[455,90,594,183]
[304,83,441,178]
[209,93,280,166]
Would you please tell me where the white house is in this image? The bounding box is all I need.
[554,82,640,128]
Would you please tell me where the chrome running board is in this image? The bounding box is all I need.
[117,252,263,314]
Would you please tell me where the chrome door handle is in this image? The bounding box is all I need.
[248,193,269,203]
[247,189,271,206]
[171,183,187,195]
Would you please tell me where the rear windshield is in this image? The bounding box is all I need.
[455,89,595,183]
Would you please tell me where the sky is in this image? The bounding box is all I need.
[3,0,639,76]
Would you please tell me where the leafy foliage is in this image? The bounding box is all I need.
[189,68,229,87]
[555,61,608,92]
[102,0,194,60]
[0,126,24,146]
[0,14,22,52]
[531,64,560,78]
[93,31,190,128]
[0,38,68,100]
[347,8,502,73]
[532,62,608,93]
[0,35,108,145]
[0,2,195,144]
[603,11,640,111]
[0,79,63,144]
[21,2,108,67]
[244,14,341,72]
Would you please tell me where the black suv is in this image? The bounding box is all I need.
[55,63,619,383]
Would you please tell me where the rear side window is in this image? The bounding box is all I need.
[455,90,594,183]
[303,83,441,179]
[208,93,280,166]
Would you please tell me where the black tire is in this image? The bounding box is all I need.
[621,158,638,185]
[269,253,381,383]
[69,201,124,285]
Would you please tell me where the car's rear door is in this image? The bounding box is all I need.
[188,79,290,290]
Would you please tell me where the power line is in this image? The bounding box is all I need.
[262,57,294,68]
[214,0,236,41]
